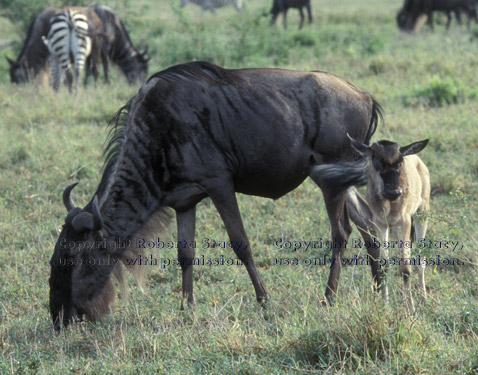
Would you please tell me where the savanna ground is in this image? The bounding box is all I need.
[1,0,478,373]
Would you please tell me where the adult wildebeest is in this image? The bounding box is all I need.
[88,5,149,85]
[397,0,478,31]
[7,7,60,84]
[49,61,382,330]
[180,0,243,15]
[270,0,312,29]
[347,135,430,313]
[7,5,148,86]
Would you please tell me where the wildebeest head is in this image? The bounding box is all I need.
[348,135,429,201]
[49,183,116,331]
[127,46,149,84]
[7,57,29,84]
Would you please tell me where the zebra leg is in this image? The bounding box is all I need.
[65,69,73,93]
[50,57,61,92]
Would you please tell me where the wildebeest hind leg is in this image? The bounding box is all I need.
[207,182,268,305]
[320,188,352,305]
[345,187,384,294]
[176,207,197,310]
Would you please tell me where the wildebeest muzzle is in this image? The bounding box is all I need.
[381,170,402,201]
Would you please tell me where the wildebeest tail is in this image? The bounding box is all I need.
[364,97,383,145]
[310,157,368,193]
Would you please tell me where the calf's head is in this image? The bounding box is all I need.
[348,134,429,201]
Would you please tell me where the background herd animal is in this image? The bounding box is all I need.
[397,0,478,31]
[42,9,93,92]
[7,5,149,89]
[270,0,313,29]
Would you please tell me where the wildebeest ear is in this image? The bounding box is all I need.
[400,139,429,156]
[347,133,371,156]
[71,196,103,233]
[6,56,15,66]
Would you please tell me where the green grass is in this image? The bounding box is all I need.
[1,0,478,373]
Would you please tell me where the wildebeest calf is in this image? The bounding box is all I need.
[347,135,430,313]
[270,0,312,29]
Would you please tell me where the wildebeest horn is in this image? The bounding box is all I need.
[63,183,79,212]
[71,196,103,233]
[142,46,149,56]
[91,195,103,231]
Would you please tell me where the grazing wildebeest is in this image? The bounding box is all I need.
[397,0,478,31]
[347,135,430,313]
[88,5,149,85]
[7,5,148,86]
[7,7,60,84]
[49,61,382,330]
[270,0,312,29]
[180,0,243,15]
[42,9,94,92]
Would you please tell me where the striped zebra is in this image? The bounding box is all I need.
[42,9,92,92]
[180,0,243,15]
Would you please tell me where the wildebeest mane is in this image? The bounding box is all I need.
[16,14,39,63]
[13,9,52,75]
[148,61,244,85]
[96,97,135,195]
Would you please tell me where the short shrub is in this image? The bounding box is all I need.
[402,75,467,107]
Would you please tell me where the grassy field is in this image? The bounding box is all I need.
[1,0,478,373]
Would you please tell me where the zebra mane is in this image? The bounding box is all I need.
[148,61,244,85]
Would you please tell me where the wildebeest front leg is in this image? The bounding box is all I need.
[177,207,196,309]
[345,188,384,294]
[207,183,267,304]
[392,220,415,313]
[414,215,428,299]
[283,9,289,28]
[298,8,305,29]
[306,3,312,24]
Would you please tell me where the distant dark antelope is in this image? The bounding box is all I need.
[49,61,382,330]
[270,0,312,29]
[347,135,430,313]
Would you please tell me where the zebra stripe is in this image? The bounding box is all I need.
[43,9,92,92]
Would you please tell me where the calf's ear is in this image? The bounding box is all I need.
[400,139,429,156]
[347,133,371,156]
